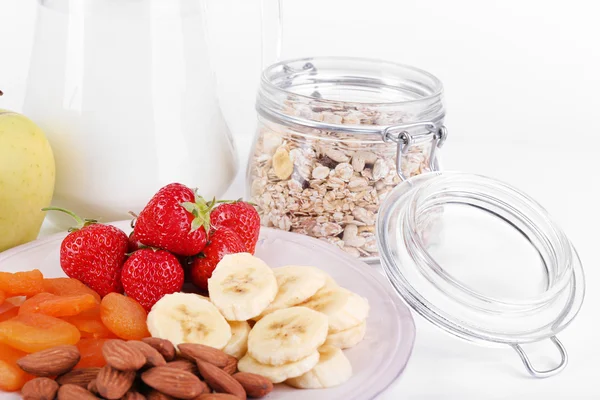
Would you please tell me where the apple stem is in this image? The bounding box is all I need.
[41,207,97,231]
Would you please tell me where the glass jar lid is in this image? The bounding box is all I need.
[377,171,585,378]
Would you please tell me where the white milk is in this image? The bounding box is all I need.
[24,0,238,228]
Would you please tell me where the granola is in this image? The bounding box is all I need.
[248,101,434,260]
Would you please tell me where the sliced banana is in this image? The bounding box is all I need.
[238,351,320,384]
[248,306,328,366]
[208,253,278,321]
[299,284,370,333]
[258,266,328,318]
[223,320,251,359]
[325,321,367,349]
[285,345,352,389]
[147,292,231,350]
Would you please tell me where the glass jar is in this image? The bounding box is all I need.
[247,57,447,261]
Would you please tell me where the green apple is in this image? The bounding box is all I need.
[0,109,55,252]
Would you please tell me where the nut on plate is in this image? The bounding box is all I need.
[56,367,101,388]
[196,360,246,400]
[141,366,209,399]
[95,365,136,400]
[102,339,146,371]
[21,377,59,400]
[17,345,80,377]
[233,372,274,398]
[178,343,230,368]
[57,384,98,400]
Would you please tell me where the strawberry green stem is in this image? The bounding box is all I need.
[42,207,97,231]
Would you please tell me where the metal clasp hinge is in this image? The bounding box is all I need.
[382,122,448,181]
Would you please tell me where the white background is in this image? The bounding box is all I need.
[1,1,599,399]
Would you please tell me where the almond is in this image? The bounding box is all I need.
[165,359,198,375]
[232,372,273,398]
[122,391,146,400]
[21,377,59,400]
[128,340,167,367]
[142,338,176,361]
[147,389,176,400]
[57,384,98,400]
[17,345,80,377]
[56,367,101,387]
[222,356,238,375]
[102,339,146,371]
[87,379,98,395]
[196,395,240,400]
[141,366,208,399]
[178,344,229,368]
[96,365,136,400]
[196,361,246,400]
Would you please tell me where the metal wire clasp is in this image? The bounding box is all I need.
[382,122,448,181]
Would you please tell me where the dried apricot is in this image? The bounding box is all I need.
[74,338,109,369]
[0,343,35,391]
[0,305,19,322]
[63,306,114,339]
[43,278,102,303]
[0,270,44,297]
[19,292,98,317]
[0,313,80,353]
[100,293,150,340]
[0,290,5,306]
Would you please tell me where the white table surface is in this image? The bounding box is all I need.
[37,134,599,400]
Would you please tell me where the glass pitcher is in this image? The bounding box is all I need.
[23,0,281,228]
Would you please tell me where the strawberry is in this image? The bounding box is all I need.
[127,230,143,253]
[210,201,260,254]
[121,248,184,311]
[44,207,129,297]
[133,183,214,256]
[189,228,246,291]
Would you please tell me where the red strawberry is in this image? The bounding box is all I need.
[44,207,129,297]
[121,248,184,311]
[134,183,214,256]
[210,201,260,254]
[127,230,143,253]
[190,228,246,291]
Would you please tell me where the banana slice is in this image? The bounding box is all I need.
[285,345,352,389]
[325,321,367,349]
[147,292,232,350]
[257,266,328,318]
[223,320,251,359]
[299,284,370,333]
[208,253,278,321]
[248,306,328,366]
[238,351,320,384]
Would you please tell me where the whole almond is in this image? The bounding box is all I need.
[142,338,176,361]
[128,340,167,367]
[17,345,80,377]
[146,390,175,400]
[196,361,246,400]
[178,344,229,368]
[96,365,136,400]
[57,384,98,400]
[21,377,59,400]
[56,367,101,387]
[87,380,98,395]
[196,395,242,400]
[141,366,207,399]
[122,391,146,400]
[222,356,238,375]
[232,373,273,398]
[103,339,146,371]
[165,359,198,375]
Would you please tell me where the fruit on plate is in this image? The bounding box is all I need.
[0,269,44,297]
[298,279,370,333]
[42,277,102,303]
[0,303,20,322]
[222,321,251,360]
[100,293,150,340]
[210,201,261,254]
[255,265,328,319]
[246,307,328,366]
[74,338,109,369]
[146,292,231,350]
[19,292,98,317]
[0,108,55,252]
[207,253,278,321]
[285,345,352,389]
[324,320,367,349]
[237,352,320,384]
[0,343,34,391]
[45,208,129,297]
[62,306,114,339]
[0,313,80,352]
[121,248,185,311]
[189,228,246,291]
[133,183,213,256]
